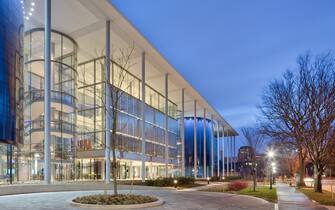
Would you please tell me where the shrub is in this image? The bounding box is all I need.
[72,194,158,205]
[144,177,195,187]
[227,181,248,191]
[224,176,242,182]
[176,177,195,185]
[210,176,223,181]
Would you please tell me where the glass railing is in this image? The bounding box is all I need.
[24,89,76,108]
[24,118,75,135]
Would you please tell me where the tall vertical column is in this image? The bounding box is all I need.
[129,161,133,179]
[222,126,226,177]
[105,20,111,184]
[234,136,237,175]
[164,73,169,177]
[203,109,206,178]
[210,115,214,177]
[230,135,233,175]
[193,100,197,179]
[216,122,219,176]
[222,126,225,177]
[226,132,229,176]
[44,0,51,185]
[181,89,185,176]
[141,52,146,182]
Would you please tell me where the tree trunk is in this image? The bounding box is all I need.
[314,164,322,193]
[253,173,256,192]
[252,162,257,192]
[112,111,118,195]
[297,150,306,187]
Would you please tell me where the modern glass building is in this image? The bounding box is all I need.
[0,0,238,184]
[0,0,24,184]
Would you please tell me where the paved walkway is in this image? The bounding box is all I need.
[0,188,274,210]
[277,182,327,210]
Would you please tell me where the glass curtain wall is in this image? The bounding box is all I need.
[184,117,213,178]
[22,29,77,182]
[77,57,179,180]
[0,0,24,184]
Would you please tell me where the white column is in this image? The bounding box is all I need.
[181,89,185,176]
[234,136,236,175]
[230,136,233,174]
[164,73,169,177]
[141,52,146,182]
[203,109,206,178]
[211,115,214,177]
[105,20,111,184]
[222,126,225,177]
[227,134,230,176]
[129,161,133,179]
[194,100,197,179]
[44,0,51,185]
[216,122,219,176]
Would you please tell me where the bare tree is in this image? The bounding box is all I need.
[259,68,309,187]
[297,52,335,192]
[260,51,335,192]
[241,127,265,192]
[86,45,137,195]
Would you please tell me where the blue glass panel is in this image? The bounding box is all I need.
[183,117,213,178]
[0,0,23,144]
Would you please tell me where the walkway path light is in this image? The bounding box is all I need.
[207,177,210,184]
[174,179,178,188]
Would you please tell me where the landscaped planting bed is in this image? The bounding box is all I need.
[72,194,158,205]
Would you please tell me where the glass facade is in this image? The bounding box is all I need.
[0,0,24,144]
[76,57,179,180]
[21,29,77,181]
[184,117,214,178]
[0,1,236,184]
[0,0,24,183]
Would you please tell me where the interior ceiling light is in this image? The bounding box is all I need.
[23,0,35,21]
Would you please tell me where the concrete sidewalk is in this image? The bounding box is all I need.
[277,182,327,210]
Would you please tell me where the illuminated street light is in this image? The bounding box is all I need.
[267,150,276,189]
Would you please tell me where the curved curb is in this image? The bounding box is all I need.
[197,190,275,204]
[70,198,164,209]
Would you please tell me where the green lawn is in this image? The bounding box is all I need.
[202,185,277,203]
[237,187,277,203]
[300,188,335,206]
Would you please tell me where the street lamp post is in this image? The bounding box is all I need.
[267,150,275,190]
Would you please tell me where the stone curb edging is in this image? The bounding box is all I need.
[70,198,164,209]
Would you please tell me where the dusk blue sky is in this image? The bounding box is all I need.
[111,0,335,146]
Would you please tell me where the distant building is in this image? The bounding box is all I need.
[238,146,254,163]
[237,146,266,179]
[238,146,254,178]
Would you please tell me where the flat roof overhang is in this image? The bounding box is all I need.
[24,0,238,136]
